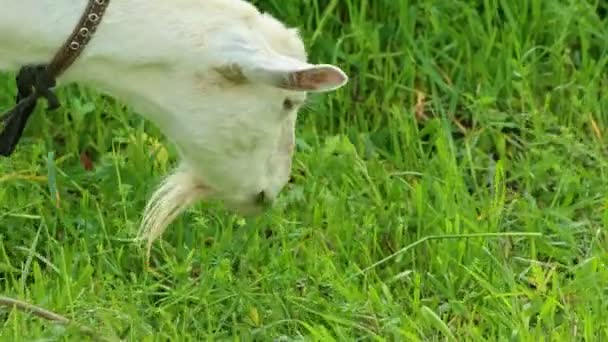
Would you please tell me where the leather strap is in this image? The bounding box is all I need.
[48,0,110,76]
[0,0,110,156]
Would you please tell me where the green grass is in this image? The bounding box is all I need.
[1,0,608,340]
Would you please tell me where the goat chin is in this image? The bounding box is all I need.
[137,167,208,258]
[136,165,266,259]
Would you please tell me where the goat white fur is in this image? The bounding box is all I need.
[0,0,348,256]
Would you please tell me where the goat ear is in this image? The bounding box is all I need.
[282,64,348,92]
[226,50,348,92]
[250,64,348,92]
[216,42,348,92]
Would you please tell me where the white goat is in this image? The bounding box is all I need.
[0,0,348,255]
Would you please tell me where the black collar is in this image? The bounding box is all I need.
[0,0,110,156]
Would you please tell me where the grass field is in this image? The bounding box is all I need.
[1,0,608,340]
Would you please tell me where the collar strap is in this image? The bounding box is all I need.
[0,0,110,156]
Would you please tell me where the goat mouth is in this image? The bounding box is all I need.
[227,202,267,216]
[221,198,272,217]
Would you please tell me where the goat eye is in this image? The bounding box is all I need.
[283,98,294,110]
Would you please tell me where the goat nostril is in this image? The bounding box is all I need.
[255,190,273,208]
[255,191,267,205]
